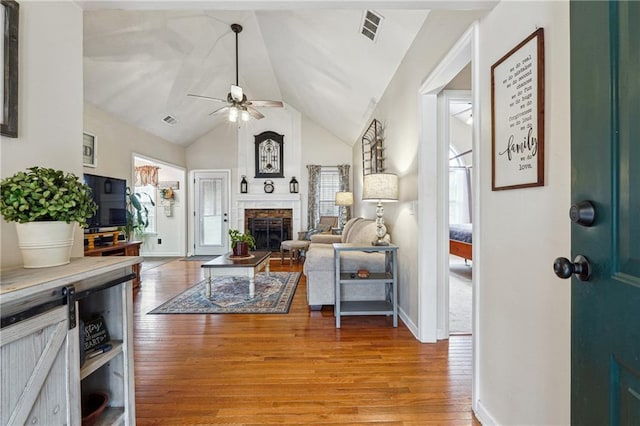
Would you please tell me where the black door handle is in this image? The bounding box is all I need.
[553,255,592,281]
[569,200,595,227]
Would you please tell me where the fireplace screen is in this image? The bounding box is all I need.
[248,217,292,250]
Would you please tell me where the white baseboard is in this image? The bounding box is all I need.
[399,306,419,339]
[474,399,499,426]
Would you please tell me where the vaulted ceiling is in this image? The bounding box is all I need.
[82,2,496,147]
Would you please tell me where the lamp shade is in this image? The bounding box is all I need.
[362,173,398,202]
[335,191,354,206]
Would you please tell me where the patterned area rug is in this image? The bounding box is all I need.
[149,272,301,314]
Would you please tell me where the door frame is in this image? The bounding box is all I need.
[417,21,481,410]
[188,169,231,257]
[440,89,472,338]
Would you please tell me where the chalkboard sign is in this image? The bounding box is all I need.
[491,28,545,190]
[83,316,110,352]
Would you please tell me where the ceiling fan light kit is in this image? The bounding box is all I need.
[188,23,283,124]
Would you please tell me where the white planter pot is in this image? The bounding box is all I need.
[15,221,75,268]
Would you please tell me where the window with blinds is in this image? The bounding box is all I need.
[319,168,341,217]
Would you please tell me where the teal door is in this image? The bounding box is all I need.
[569,1,640,424]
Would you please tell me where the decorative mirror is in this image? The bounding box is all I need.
[254,131,284,178]
[362,119,384,175]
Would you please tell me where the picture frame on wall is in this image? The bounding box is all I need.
[83,132,97,167]
[1,0,20,138]
[491,28,545,191]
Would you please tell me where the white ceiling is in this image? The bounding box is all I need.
[82,3,495,147]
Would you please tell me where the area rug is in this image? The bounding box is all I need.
[148,272,300,314]
[180,255,220,261]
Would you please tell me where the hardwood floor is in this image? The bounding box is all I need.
[133,258,478,425]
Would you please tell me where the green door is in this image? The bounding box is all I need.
[569,1,640,424]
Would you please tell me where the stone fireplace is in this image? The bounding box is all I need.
[233,194,302,250]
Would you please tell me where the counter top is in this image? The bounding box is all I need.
[1,256,142,304]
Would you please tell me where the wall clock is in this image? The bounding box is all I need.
[254,131,284,178]
[264,180,275,193]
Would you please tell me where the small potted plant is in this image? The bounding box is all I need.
[0,166,97,268]
[228,229,256,257]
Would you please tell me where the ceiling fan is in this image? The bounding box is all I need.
[188,23,283,122]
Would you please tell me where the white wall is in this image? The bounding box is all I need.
[475,1,571,424]
[301,115,352,229]
[352,9,485,326]
[84,102,186,179]
[352,2,571,425]
[186,107,351,232]
[1,2,83,269]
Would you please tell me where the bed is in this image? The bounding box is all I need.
[449,223,472,261]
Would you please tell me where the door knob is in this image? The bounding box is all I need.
[569,200,595,226]
[553,255,592,281]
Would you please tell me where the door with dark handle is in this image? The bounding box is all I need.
[569,2,640,424]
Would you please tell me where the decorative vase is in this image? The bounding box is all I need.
[232,242,249,257]
[15,221,75,268]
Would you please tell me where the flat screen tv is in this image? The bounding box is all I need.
[83,173,127,231]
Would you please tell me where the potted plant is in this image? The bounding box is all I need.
[228,229,256,257]
[0,166,97,268]
[123,187,155,241]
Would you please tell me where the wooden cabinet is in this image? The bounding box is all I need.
[1,257,140,426]
[85,241,142,290]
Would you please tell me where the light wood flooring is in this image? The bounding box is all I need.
[133,258,478,425]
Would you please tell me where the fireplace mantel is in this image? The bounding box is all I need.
[233,194,302,238]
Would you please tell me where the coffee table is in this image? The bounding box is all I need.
[201,251,271,298]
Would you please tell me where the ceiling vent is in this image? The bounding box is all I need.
[360,10,383,42]
[162,115,177,126]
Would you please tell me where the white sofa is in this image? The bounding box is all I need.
[303,217,390,310]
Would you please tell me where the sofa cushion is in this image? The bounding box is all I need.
[304,244,386,274]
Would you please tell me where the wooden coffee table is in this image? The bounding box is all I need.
[201,251,271,298]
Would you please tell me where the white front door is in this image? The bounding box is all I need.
[194,171,230,255]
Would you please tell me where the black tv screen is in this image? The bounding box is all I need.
[83,174,127,230]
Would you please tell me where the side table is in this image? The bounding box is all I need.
[333,243,398,328]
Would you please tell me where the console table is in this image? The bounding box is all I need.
[333,243,398,328]
[85,241,142,290]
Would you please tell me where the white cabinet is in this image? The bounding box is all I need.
[1,257,140,426]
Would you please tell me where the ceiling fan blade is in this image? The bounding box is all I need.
[188,93,227,103]
[230,85,243,102]
[247,100,284,108]
[246,106,264,120]
[209,106,230,116]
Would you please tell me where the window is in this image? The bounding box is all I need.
[134,184,156,233]
[319,168,340,218]
[449,146,471,224]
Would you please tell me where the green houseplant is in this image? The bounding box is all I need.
[123,187,155,240]
[0,166,97,268]
[228,229,256,257]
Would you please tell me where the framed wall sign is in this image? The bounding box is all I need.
[83,132,97,167]
[491,28,545,190]
[254,131,284,178]
[1,0,19,138]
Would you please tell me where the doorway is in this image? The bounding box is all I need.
[191,170,230,256]
[446,90,473,335]
[132,155,187,257]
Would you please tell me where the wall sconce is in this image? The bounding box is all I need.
[289,176,299,193]
[240,175,248,193]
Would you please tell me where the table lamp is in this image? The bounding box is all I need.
[362,173,398,245]
[335,191,354,229]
